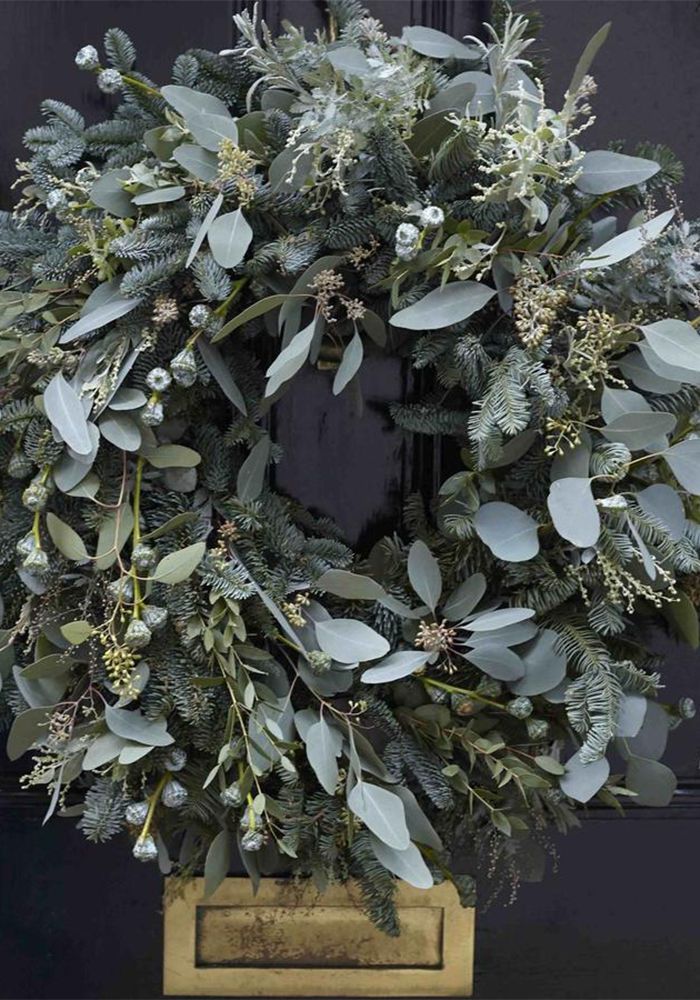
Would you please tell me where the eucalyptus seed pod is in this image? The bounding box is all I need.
[141,401,164,426]
[220,782,244,807]
[132,834,158,862]
[164,748,188,772]
[75,44,99,70]
[22,481,49,512]
[131,543,156,570]
[142,605,168,631]
[477,677,503,699]
[16,533,36,559]
[107,577,134,602]
[170,348,198,388]
[419,205,445,228]
[241,828,265,852]
[97,68,123,93]
[146,367,172,392]
[507,696,534,720]
[125,801,150,826]
[22,548,50,576]
[46,189,68,212]
[162,779,188,809]
[526,718,550,741]
[188,304,211,329]
[677,696,696,720]
[124,618,152,650]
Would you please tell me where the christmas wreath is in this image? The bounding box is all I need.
[2,1,699,933]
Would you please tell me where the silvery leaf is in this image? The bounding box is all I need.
[473,501,539,562]
[43,373,92,455]
[347,782,410,850]
[407,539,442,611]
[547,477,600,548]
[390,281,496,331]
[575,150,659,195]
[559,750,609,803]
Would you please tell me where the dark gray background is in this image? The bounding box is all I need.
[0,2,699,998]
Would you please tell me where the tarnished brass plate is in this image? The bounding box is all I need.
[163,878,474,997]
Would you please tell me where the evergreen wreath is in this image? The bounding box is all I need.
[2,1,700,932]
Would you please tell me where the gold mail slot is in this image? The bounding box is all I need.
[163,878,474,997]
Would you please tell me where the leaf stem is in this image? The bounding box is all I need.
[138,770,170,841]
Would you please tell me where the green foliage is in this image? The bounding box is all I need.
[0,5,697,935]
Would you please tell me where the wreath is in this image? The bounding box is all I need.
[2,1,699,933]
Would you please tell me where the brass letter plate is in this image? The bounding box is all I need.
[163,878,474,997]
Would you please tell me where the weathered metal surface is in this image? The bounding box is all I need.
[163,877,475,997]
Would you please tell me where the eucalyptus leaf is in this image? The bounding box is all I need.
[99,411,142,452]
[368,834,433,890]
[186,192,224,267]
[95,503,133,570]
[559,750,610,803]
[60,285,140,344]
[46,513,88,562]
[442,574,487,621]
[347,782,410,850]
[132,185,185,205]
[265,319,316,396]
[211,294,291,343]
[43,373,92,454]
[316,618,389,664]
[575,150,659,195]
[636,484,685,540]
[468,607,535,632]
[326,45,371,77]
[237,436,271,501]
[208,208,253,269]
[105,706,174,746]
[361,650,431,684]
[407,539,442,611]
[665,438,700,494]
[402,25,481,61]
[333,331,363,395]
[390,281,496,331]
[204,829,231,898]
[641,318,700,374]
[547,477,600,548]
[305,717,342,795]
[580,209,674,271]
[143,444,201,469]
[316,569,385,601]
[171,143,219,182]
[152,541,206,585]
[464,643,524,681]
[601,410,675,450]
[161,84,230,119]
[473,502,540,562]
[197,338,247,415]
[90,168,135,218]
[509,630,567,696]
[626,757,676,807]
[187,110,239,151]
[7,707,53,761]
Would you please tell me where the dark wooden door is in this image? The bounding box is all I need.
[1,3,699,998]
